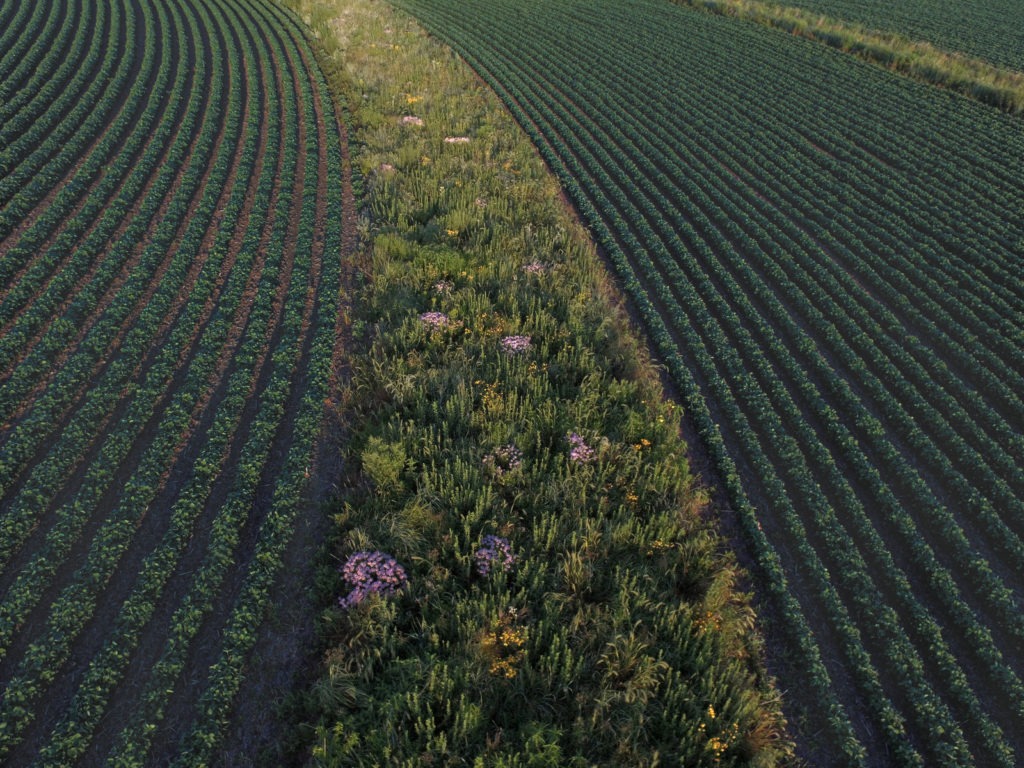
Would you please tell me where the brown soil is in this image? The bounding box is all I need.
[0,11,204,438]
[0,13,296,768]
[215,25,360,766]
[0,5,283,765]
[139,17,330,763]
[0,0,164,268]
[66,7,327,764]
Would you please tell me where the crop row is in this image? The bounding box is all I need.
[0,0,347,763]
[0,0,221,576]
[0,0,179,301]
[0,0,72,116]
[0,0,177,425]
[25,4,287,759]
[0,1,46,83]
[0,0,240,709]
[760,0,1024,71]
[521,69,979,766]
[0,0,126,218]
[105,2,339,761]
[165,20,348,766]
[0,0,84,133]
[540,53,1024,626]
[500,9,1024,546]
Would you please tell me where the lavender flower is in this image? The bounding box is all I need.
[433,279,454,295]
[567,432,595,464]
[482,444,523,477]
[500,335,531,356]
[338,551,408,609]
[521,261,546,275]
[475,535,515,576]
[419,311,450,329]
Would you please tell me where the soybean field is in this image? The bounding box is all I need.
[0,0,351,764]
[757,0,1024,71]
[389,0,1024,765]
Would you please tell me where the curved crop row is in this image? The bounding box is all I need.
[0,0,349,764]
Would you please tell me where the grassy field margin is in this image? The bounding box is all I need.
[279,0,796,764]
[671,0,1024,114]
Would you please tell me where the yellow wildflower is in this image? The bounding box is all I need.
[480,611,527,679]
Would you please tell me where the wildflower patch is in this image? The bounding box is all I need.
[499,334,531,356]
[337,551,408,609]
[474,535,516,576]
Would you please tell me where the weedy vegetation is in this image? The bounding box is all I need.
[286,0,795,764]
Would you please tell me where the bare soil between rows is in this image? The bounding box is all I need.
[0,1,351,766]
[214,20,360,768]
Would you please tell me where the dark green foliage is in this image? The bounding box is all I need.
[757,0,1024,71]
[671,0,1024,115]
[0,0,347,763]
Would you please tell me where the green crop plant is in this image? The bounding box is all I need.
[0,0,348,763]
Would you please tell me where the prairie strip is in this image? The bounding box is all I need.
[284,0,794,765]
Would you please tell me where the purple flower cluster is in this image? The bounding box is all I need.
[482,444,523,476]
[433,279,454,295]
[500,335,532,356]
[338,551,408,609]
[521,261,546,275]
[474,535,515,576]
[419,311,450,328]
[568,432,595,463]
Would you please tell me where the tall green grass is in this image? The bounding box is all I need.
[285,0,796,764]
